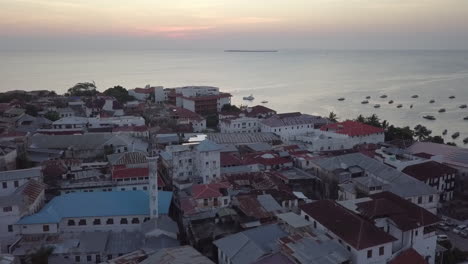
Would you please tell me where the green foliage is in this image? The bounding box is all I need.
[428,135,445,144]
[103,85,135,103]
[206,114,219,128]
[44,111,60,121]
[25,104,39,117]
[0,92,32,103]
[67,82,98,97]
[414,124,432,141]
[221,104,241,113]
[27,246,54,264]
[356,114,365,123]
[365,114,382,128]
[385,125,414,141]
[328,111,338,122]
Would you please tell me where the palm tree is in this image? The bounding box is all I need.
[328,112,338,122]
[414,124,432,141]
[381,120,389,129]
[366,114,381,127]
[356,114,365,123]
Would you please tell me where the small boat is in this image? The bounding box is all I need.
[361,100,369,104]
[412,95,419,98]
[410,104,413,109]
[460,104,467,109]
[438,108,446,113]
[338,97,345,101]
[464,138,468,144]
[380,95,388,99]
[452,132,460,139]
[429,99,435,103]
[423,115,436,120]
[243,94,254,101]
[366,96,371,99]
[388,100,394,104]
[464,116,468,120]
[374,104,381,108]
[397,104,403,108]
[261,100,268,104]
[443,129,447,135]
[449,96,456,99]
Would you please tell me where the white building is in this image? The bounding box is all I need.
[0,179,45,253]
[0,168,42,196]
[168,86,231,115]
[219,115,260,133]
[339,192,440,264]
[168,106,206,132]
[129,85,165,103]
[260,112,328,142]
[294,120,385,152]
[300,200,396,264]
[310,153,439,214]
[160,140,221,185]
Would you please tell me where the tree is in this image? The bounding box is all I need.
[428,135,444,144]
[103,85,135,103]
[44,111,60,121]
[27,246,54,264]
[355,114,366,123]
[414,124,432,141]
[67,82,98,97]
[328,112,338,122]
[25,104,39,117]
[446,142,457,146]
[365,114,381,127]
[221,104,241,113]
[381,120,389,129]
[385,125,414,141]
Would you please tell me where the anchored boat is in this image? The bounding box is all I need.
[361,100,369,104]
[438,108,446,113]
[423,115,436,120]
[452,132,460,139]
[243,94,254,101]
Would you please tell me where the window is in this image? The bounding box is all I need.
[42,225,50,232]
[143,186,147,191]
[120,218,128,224]
[379,246,384,256]
[87,256,92,262]
[8,225,13,232]
[367,250,372,258]
[2,182,6,188]
[3,206,12,212]
[107,255,113,261]
[414,230,418,236]
[75,256,81,262]
[68,219,76,226]
[204,199,208,206]
[224,199,228,205]
[131,218,140,224]
[417,197,422,204]
[14,181,19,187]
[93,219,101,225]
[78,219,86,226]
[106,218,114,225]
[429,195,433,203]
[313,221,317,228]
[347,246,351,251]
[305,215,309,221]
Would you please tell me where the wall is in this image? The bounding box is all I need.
[220,117,260,133]
[260,123,315,142]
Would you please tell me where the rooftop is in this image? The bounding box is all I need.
[0,167,42,182]
[261,113,328,128]
[208,132,280,144]
[192,182,230,200]
[17,191,172,224]
[408,142,468,168]
[402,161,458,181]
[320,120,384,137]
[140,246,215,264]
[300,200,396,250]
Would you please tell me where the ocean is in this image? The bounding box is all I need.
[1,49,467,145]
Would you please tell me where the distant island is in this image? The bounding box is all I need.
[224,50,278,52]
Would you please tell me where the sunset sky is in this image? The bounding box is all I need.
[1,0,468,50]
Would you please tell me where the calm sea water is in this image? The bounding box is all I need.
[1,49,468,145]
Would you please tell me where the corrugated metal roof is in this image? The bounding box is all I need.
[17,191,172,224]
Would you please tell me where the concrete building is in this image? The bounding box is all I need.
[160,140,221,185]
[167,86,231,115]
[0,180,45,253]
[310,153,439,213]
[168,106,206,132]
[294,121,385,152]
[0,168,42,196]
[300,200,396,264]
[339,192,440,264]
[260,112,328,142]
[402,161,457,202]
[191,182,231,210]
[15,191,172,235]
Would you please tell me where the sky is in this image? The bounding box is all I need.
[1,0,468,50]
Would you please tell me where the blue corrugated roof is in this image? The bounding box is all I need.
[17,191,172,225]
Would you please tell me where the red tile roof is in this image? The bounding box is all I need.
[359,191,440,231]
[402,161,457,181]
[389,249,428,264]
[168,106,204,121]
[134,87,153,94]
[244,105,276,117]
[300,200,396,250]
[192,182,231,200]
[320,120,384,137]
[236,194,272,219]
